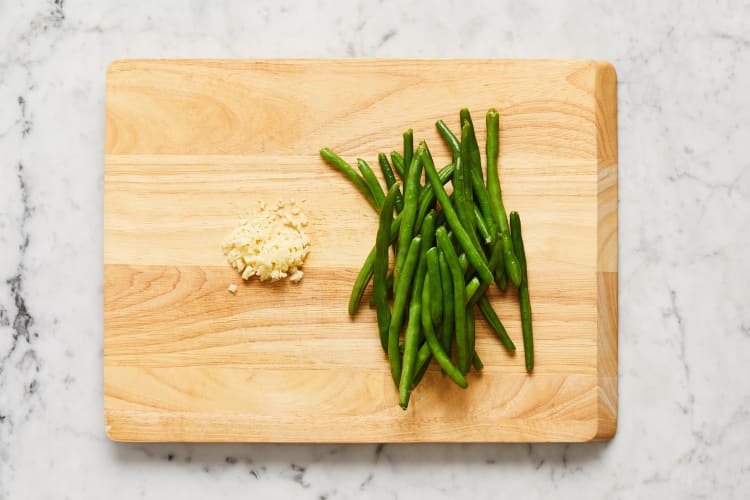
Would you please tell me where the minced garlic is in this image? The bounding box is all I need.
[222,200,310,283]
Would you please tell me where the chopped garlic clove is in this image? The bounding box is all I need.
[222,200,310,283]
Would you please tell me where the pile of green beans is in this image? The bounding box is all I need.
[320,108,534,409]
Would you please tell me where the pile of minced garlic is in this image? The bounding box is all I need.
[222,199,310,285]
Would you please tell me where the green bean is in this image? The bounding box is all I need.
[421,144,493,283]
[466,305,475,375]
[415,163,455,229]
[460,122,493,256]
[438,251,454,353]
[472,351,484,371]
[369,271,394,308]
[474,205,493,245]
[356,159,386,210]
[413,342,432,387]
[495,264,508,292]
[460,108,483,182]
[510,211,534,372]
[348,215,402,316]
[478,295,516,353]
[485,109,522,288]
[393,146,424,285]
[460,112,497,243]
[388,235,422,385]
[464,277,480,305]
[467,237,504,307]
[403,129,414,180]
[435,119,460,157]
[390,151,405,179]
[420,211,436,254]
[399,252,426,408]
[455,128,476,239]
[494,236,508,292]
[398,288,424,410]
[458,253,469,274]
[422,274,468,388]
[471,170,496,239]
[378,153,404,213]
[413,212,436,344]
[351,164,453,314]
[426,247,443,327]
[436,227,469,374]
[374,184,401,351]
[320,148,377,209]
[350,248,376,315]
[499,231,520,288]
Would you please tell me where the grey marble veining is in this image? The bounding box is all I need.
[1,0,749,498]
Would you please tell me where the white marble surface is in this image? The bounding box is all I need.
[1,0,749,498]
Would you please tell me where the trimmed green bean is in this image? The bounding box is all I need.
[435,119,460,157]
[458,253,469,277]
[399,248,426,408]
[421,144,493,283]
[403,129,414,180]
[422,274,468,388]
[455,128,476,239]
[478,295,516,353]
[472,351,484,371]
[378,153,404,213]
[474,205,493,245]
[460,108,483,182]
[467,237,504,308]
[413,342,432,387]
[350,248,376,315]
[466,305,475,375]
[420,211,436,254]
[369,271,394,308]
[348,215,402,316]
[510,211,534,372]
[393,146,424,285]
[436,227,469,374]
[388,236,422,385]
[390,151,405,179]
[460,121,494,257]
[485,109,522,288]
[438,251,454,353]
[356,159,386,209]
[494,236,508,292]
[414,212,436,345]
[495,264,508,292]
[415,163,455,230]
[460,111,497,244]
[320,148,377,209]
[464,277,480,305]
[426,247,443,327]
[351,164,454,315]
[374,184,401,351]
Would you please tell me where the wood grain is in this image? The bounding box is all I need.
[104,59,618,442]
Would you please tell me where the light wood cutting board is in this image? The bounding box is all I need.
[104,59,618,442]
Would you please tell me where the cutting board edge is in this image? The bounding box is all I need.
[594,61,618,441]
[103,408,601,444]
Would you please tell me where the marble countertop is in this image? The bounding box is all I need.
[2,0,749,498]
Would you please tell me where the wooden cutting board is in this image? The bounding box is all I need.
[104,59,618,442]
